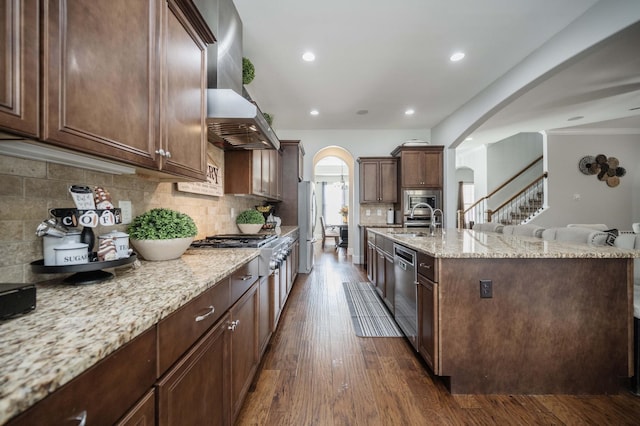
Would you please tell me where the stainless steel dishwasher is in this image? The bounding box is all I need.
[393,243,418,350]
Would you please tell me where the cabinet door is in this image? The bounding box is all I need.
[360,160,380,203]
[375,247,386,298]
[42,0,159,169]
[157,314,230,426]
[0,0,38,137]
[379,159,398,202]
[423,150,443,188]
[160,0,207,180]
[383,253,395,312]
[400,151,425,187]
[366,242,376,283]
[252,150,264,196]
[115,390,155,426]
[418,274,438,373]
[229,282,259,420]
[258,276,271,357]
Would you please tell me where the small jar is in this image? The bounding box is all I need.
[100,230,130,259]
[43,230,82,266]
[54,242,89,266]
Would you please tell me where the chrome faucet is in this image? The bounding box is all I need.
[410,203,443,236]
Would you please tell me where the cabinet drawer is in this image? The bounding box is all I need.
[231,257,259,303]
[417,252,436,282]
[157,279,230,375]
[8,327,156,426]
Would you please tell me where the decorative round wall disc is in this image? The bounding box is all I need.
[578,156,594,175]
[595,154,607,164]
[606,176,620,187]
[608,157,619,168]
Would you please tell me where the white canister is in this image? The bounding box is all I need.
[100,230,130,259]
[54,242,89,266]
[43,231,82,266]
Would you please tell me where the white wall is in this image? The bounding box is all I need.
[530,130,640,229]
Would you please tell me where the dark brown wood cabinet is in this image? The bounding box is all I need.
[225,149,282,200]
[157,313,231,426]
[358,157,398,203]
[40,0,210,180]
[279,140,305,226]
[229,281,260,420]
[115,390,156,426]
[258,276,271,357]
[0,0,39,137]
[7,328,157,426]
[417,251,438,372]
[391,146,443,189]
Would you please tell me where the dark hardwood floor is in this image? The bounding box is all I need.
[236,245,640,425]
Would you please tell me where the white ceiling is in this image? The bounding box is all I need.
[233,0,640,148]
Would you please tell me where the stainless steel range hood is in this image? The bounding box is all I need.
[206,89,280,151]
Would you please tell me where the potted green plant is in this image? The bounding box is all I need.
[242,57,255,85]
[236,209,265,234]
[127,208,198,261]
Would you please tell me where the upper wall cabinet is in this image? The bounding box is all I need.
[0,0,39,137]
[391,145,443,189]
[37,0,212,181]
[358,157,398,203]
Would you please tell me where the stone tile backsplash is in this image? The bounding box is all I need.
[0,146,262,283]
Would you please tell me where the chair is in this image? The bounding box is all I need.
[471,222,504,233]
[502,224,545,238]
[320,216,339,249]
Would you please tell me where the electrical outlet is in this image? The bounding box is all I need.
[480,279,492,298]
[366,209,371,216]
[119,201,132,224]
[377,209,382,216]
[230,208,235,218]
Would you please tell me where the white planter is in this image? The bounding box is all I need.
[130,237,194,261]
[237,223,263,234]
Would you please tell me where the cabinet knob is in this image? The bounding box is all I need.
[165,150,172,158]
[419,263,431,269]
[228,319,240,331]
[155,148,166,156]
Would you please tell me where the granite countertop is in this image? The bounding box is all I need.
[0,226,298,424]
[368,227,639,259]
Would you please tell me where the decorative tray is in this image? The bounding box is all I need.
[30,254,137,285]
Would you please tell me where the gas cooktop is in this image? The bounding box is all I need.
[191,234,278,248]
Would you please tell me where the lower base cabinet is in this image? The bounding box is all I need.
[116,390,156,426]
[230,282,260,420]
[418,274,438,372]
[157,314,231,426]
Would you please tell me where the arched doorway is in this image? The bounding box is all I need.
[313,146,355,256]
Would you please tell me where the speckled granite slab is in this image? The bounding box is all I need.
[368,228,639,259]
[0,226,299,424]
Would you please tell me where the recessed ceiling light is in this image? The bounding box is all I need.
[405,109,415,116]
[567,115,584,121]
[450,52,465,62]
[465,137,473,141]
[356,109,369,115]
[302,51,315,62]
[310,109,319,116]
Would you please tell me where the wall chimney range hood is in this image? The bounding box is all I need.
[206,89,280,151]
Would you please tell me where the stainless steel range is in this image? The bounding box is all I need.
[191,234,292,276]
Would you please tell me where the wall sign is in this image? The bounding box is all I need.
[176,156,223,196]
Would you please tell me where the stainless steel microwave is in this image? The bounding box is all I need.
[403,189,441,217]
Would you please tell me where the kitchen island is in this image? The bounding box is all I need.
[368,227,637,395]
[0,227,298,425]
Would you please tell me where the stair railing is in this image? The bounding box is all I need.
[458,155,543,228]
[487,172,547,224]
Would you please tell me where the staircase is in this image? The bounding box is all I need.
[498,190,543,225]
[459,156,547,229]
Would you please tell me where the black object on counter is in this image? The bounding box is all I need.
[0,283,36,320]
[30,254,137,285]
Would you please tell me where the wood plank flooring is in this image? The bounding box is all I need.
[236,246,640,425]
